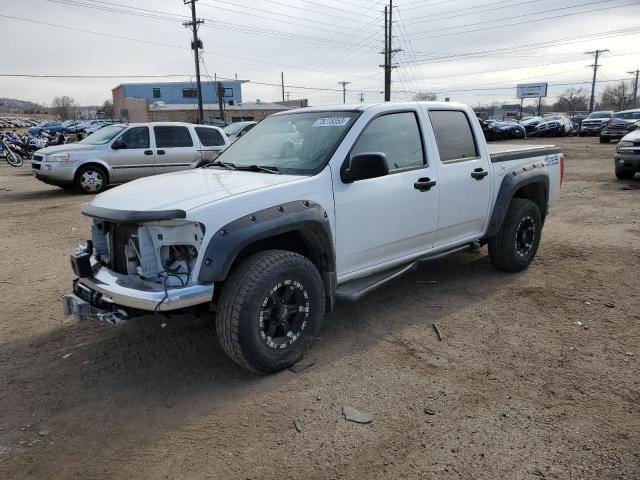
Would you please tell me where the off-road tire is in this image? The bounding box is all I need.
[615,170,635,180]
[216,250,325,373]
[488,198,542,272]
[74,165,107,194]
[599,136,611,144]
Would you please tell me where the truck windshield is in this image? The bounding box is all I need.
[215,111,360,174]
[612,111,640,120]
[587,112,611,119]
[79,125,125,145]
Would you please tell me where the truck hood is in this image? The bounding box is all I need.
[621,129,640,142]
[37,143,103,155]
[90,168,306,212]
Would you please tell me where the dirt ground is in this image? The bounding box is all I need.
[0,136,638,480]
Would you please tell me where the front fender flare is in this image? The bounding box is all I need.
[197,200,335,285]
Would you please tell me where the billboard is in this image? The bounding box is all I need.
[516,83,548,99]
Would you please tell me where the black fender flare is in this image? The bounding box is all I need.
[197,200,336,302]
[484,168,549,240]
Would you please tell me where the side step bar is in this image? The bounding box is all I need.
[335,244,474,302]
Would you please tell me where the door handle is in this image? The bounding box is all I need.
[144,150,153,155]
[471,168,488,180]
[157,150,166,155]
[414,177,437,192]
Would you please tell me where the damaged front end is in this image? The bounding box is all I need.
[64,205,214,325]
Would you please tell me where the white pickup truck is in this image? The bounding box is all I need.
[64,102,564,373]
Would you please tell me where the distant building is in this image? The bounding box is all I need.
[112,80,245,123]
[111,80,297,124]
[149,100,293,125]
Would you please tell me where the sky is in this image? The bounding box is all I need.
[1,0,639,108]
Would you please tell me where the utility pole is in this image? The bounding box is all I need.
[628,69,639,108]
[338,81,350,104]
[183,0,204,124]
[586,49,609,113]
[380,1,400,102]
[281,72,285,102]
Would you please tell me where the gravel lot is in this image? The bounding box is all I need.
[0,136,638,479]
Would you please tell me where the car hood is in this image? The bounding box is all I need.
[90,168,307,213]
[37,143,103,155]
[621,129,640,142]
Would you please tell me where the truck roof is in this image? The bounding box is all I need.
[271,101,470,116]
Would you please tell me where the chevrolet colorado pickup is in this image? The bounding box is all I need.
[63,102,564,373]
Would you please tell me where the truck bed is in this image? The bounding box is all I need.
[488,143,561,162]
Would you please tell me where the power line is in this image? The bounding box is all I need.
[409,0,640,39]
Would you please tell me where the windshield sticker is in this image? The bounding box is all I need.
[312,117,351,127]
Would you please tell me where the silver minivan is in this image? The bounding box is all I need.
[31,122,230,193]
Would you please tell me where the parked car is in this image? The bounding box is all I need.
[223,121,257,143]
[31,122,230,193]
[614,128,640,179]
[62,102,564,373]
[536,115,573,137]
[579,111,613,136]
[489,120,526,139]
[600,109,640,143]
[29,121,66,136]
[519,116,543,136]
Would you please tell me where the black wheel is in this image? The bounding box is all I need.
[6,151,23,167]
[600,136,611,144]
[216,250,325,373]
[74,165,107,194]
[488,198,542,272]
[615,170,635,180]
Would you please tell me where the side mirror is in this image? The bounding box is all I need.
[341,152,389,183]
[111,139,126,150]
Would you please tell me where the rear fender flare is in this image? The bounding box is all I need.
[484,169,549,239]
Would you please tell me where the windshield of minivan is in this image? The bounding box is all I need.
[214,111,359,174]
[612,111,640,120]
[79,125,125,145]
[224,122,251,136]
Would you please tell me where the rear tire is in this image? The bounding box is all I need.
[615,170,635,180]
[600,136,611,144]
[74,165,107,194]
[488,198,542,272]
[216,250,325,373]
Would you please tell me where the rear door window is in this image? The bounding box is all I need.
[153,126,194,148]
[429,110,478,162]
[194,127,226,147]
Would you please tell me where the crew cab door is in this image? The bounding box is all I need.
[152,125,199,175]
[108,126,154,182]
[333,111,439,277]
[427,109,492,246]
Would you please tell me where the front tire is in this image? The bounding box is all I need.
[6,151,23,167]
[488,198,542,272]
[216,250,326,373]
[600,136,611,144]
[74,165,107,194]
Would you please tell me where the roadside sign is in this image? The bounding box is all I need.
[516,83,548,99]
